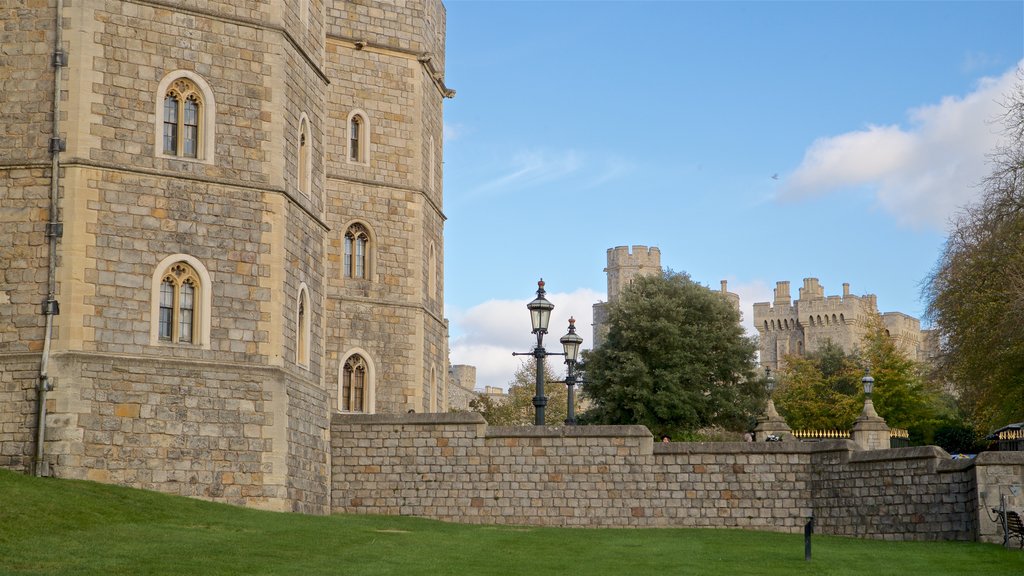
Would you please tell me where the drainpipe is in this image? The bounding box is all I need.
[36,0,66,477]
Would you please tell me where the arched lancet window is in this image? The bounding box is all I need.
[840,313,845,324]
[158,262,200,343]
[296,285,311,368]
[151,255,212,348]
[156,72,215,163]
[342,355,368,412]
[427,242,437,300]
[817,315,823,326]
[298,116,311,196]
[764,320,769,332]
[348,112,368,163]
[429,365,437,412]
[809,316,815,327]
[832,314,838,324]
[344,223,370,279]
[163,79,203,158]
[427,134,435,191]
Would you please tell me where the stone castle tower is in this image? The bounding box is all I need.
[0,0,452,512]
[753,278,934,372]
[592,245,662,347]
[591,246,743,348]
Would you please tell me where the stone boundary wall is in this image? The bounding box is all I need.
[331,413,1024,542]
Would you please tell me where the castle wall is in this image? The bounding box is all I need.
[0,0,451,511]
[754,279,929,371]
[322,0,448,414]
[331,413,1018,541]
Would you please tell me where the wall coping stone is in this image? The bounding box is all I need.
[849,445,950,463]
[331,412,487,426]
[486,425,652,439]
[655,439,852,455]
[974,451,1024,465]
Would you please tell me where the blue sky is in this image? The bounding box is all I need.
[440,1,1024,391]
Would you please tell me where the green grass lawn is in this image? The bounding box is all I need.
[0,469,1021,576]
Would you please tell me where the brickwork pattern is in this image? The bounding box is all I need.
[0,1,54,164]
[0,355,40,471]
[811,446,977,540]
[331,414,1023,540]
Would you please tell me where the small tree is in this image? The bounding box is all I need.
[774,341,861,430]
[774,317,948,438]
[581,271,761,438]
[469,358,567,426]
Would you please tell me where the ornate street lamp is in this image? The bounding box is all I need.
[861,368,875,399]
[513,279,564,425]
[560,317,584,425]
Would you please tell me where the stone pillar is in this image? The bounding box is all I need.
[753,399,792,441]
[851,398,890,450]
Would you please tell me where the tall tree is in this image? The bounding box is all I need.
[580,271,761,438]
[924,76,1024,432]
[469,358,567,426]
[775,316,948,437]
[774,341,861,430]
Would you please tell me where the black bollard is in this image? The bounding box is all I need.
[804,516,814,561]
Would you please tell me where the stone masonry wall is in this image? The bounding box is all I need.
[811,446,977,541]
[331,413,1024,540]
[975,451,1024,544]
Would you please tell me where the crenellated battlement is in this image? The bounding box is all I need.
[754,278,927,371]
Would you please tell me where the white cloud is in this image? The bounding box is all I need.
[467,149,633,198]
[720,278,775,337]
[470,149,583,196]
[779,63,1022,230]
[449,287,603,391]
[443,121,465,142]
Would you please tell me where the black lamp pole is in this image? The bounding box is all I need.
[513,279,559,425]
[560,317,583,425]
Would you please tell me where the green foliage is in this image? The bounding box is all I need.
[469,358,567,425]
[858,315,947,433]
[933,421,986,455]
[775,318,948,436]
[924,76,1024,432]
[774,341,861,430]
[581,271,761,437]
[2,469,1023,576]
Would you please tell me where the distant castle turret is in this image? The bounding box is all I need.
[591,246,740,348]
[592,246,661,348]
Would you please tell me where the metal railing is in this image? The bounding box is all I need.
[997,429,1024,451]
[791,428,910,448]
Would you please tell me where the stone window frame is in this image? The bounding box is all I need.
[150,254,212,349]
[342,221,375,282]
[427,134,435,191]
[154,71,216,164]
[346,109,370,165]
[297,113,313,198]
[427,241,437,301]
[339,349,376,413]
[296,283,311,368]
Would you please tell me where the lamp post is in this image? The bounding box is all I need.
[851,367,888,450]
[512,279,561,425]
[560,317,583,425]
[754,365,791,441]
